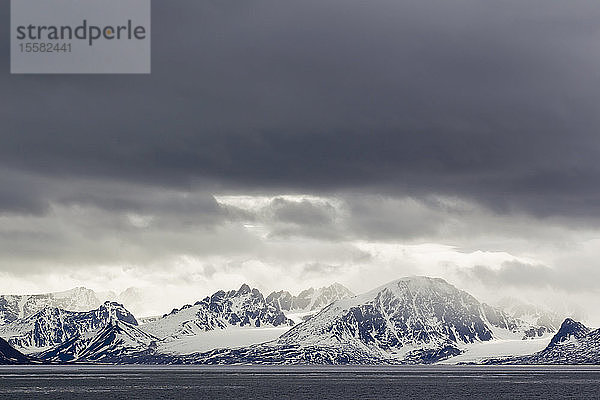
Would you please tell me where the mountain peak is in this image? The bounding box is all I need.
[392,275,449,286]
[267,283,354,312]
[237,284,252,295]
[549,318,590,346]
[101,300,126,308]
[56,320,158,363]
[330,282,349,289]
[279,275,496,362]
[98,301,138,325]
[356,276,456,303]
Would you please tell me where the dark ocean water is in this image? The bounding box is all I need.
[1,365,599,399]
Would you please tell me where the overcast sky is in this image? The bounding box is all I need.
[2,1,600,321]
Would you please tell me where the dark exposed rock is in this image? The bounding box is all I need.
[0,337,31,364]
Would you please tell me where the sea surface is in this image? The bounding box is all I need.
[1,365,599,399]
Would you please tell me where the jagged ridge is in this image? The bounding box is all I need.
[165,277,545,365]
[141,284,294,340]
[41,320,159,363]
[266,283,354,312]
[484,318,600,365]
[0,287,104,325]
[0,301,137,350]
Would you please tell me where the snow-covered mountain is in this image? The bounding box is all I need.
[281,277,493,348]
[486,318,600,365]
[181,277,550,365]
[143,284,294,341]
[0,287,107,325]
[0,301,137,351]
[21,277,566,365]
[266,283,354,313]
[41,320,159,363]
[547,318,591,346]
[38,284,294,361]
[275,277,518,362]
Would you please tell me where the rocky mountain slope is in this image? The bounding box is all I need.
[40,320,159,363]
[0,337,32,364]
[173,277,549,365]
[10,277,562,365]
[0,287,105,325]
[38,284,295,362]
[142,284,294,341]
[485,318,600,364]
[0,302,137,351]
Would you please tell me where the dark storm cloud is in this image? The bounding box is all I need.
[0,169,237,226]
[256,195,450,241]
[264,197,342,239]
[0,195,260,272]
[1,0,600,218]
[0,172,49,215]
[269,198,336,227]
[344,196,448,240]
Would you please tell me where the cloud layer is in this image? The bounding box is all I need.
[1,1,600,217]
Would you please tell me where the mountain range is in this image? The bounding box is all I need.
[0,301,137,351]
[482,318,600,365]
[0,287,105,325]
[180,277,555,365]
[40,320,159,363]
[0,283,349,363]
[0,283,353,323]
[0,277,597,365]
